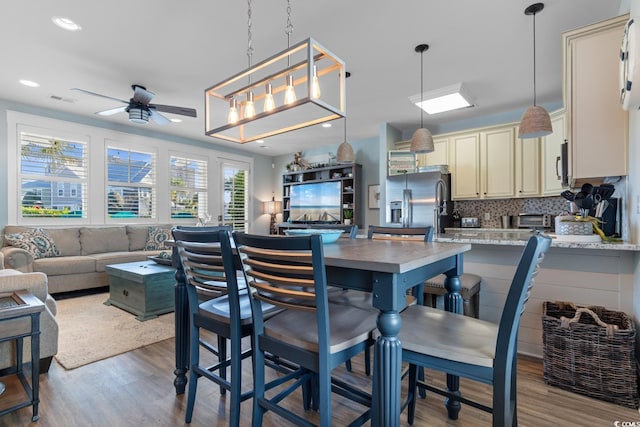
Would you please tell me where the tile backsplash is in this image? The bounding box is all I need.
[453,196,568,228]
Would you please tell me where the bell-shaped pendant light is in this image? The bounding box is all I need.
[337,117,355,163]
[518,3,552,139]
[410,44,435,153]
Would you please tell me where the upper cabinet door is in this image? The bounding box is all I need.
[541,111,567,196]
[481,126,515,199]
[421,137,449,167]
[515,130,541,198]
[564,14,629,182]
[451,133,481,199]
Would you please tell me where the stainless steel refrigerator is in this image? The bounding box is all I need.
[385,167,452,231]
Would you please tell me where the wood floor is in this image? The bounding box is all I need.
[0,335,637,426]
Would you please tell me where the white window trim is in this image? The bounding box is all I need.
[6,111,255,226]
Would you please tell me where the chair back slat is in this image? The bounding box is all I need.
[172,226,240,310]
[233,232,327,316]
[368,225,433,241]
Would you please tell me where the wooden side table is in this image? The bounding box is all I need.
[0,290,45,421]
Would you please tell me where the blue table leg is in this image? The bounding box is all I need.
[371,309,402,427]
[172,246,188,395]
[443,269,462,419]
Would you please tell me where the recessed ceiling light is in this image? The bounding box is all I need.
[19,80,40,88]
[170,118,183,123]
[52,16,82,32]
[322,123,332,128]
[256,139,265,144]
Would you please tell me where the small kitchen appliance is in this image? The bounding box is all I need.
[516,213,553,229]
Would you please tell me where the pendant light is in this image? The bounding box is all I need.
[518,3,552,139]
[410,44,435,153]
[337,117,355,163]
[205,0,345,143]
[337,72,354,163]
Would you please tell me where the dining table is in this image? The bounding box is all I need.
[170,236,471,426]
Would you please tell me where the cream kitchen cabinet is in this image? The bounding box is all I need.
[480,127,515,198]
[450,133,481,199]
[515,130,540,197]
[450,126,516,200]
[563,14,628,183]
[417,136,449,168]
[541,111,567,196]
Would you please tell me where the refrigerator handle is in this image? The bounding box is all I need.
[402,188,412,227]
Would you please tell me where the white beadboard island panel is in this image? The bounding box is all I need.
[457,243,635,358]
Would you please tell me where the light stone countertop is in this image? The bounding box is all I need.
[435,228,640,251]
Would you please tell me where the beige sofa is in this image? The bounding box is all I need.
[1,225,171,294]
[0,252,58,373]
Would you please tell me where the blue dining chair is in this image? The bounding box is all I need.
[233,231,375,427]
[367,225,434,305]
[400,233,552,426]
[172,227,283,426]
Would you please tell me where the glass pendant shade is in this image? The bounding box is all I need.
[227,98,239,124]
[518,105,552,138]
[263,83,276,112]
[284,74,297,104]
[410,127,435,153]
[243,91,256,119]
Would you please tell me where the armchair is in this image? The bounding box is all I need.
[0,252,58,373]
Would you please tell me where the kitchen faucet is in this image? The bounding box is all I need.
[434,178,447,237]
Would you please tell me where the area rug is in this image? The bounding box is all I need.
[54,292,175,369]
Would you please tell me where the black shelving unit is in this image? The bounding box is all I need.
[280,164,362,234]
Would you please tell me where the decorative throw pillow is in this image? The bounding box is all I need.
[144,226,171,251]
[4,228,62,259]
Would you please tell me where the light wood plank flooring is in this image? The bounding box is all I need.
[0,336,637,426]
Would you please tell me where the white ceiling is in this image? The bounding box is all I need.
[0,1,626,156]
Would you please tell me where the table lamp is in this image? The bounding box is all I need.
[262,194,282,235]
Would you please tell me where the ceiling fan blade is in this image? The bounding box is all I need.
[151,104,197,117]
[96,106,127,116]
[71,88,128,104]
[132,85,155,105]
[149,109,171,125]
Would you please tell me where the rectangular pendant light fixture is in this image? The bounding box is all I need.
[409,83,475,115]
[205,37,346,144]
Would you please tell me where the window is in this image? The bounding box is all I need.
[222,162,249,231]
[170,154,208,220]
[107,146,156,219]
[19,130,88,218]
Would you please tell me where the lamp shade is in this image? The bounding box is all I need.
[336,141,355,163]
[518,105,552,138]
[262,199,282,215]
[410,127,435,153]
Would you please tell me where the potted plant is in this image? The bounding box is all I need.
[343,209,353,225]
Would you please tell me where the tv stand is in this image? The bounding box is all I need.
[280,163,362,234]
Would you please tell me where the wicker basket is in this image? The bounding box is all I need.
[542,301,638,408]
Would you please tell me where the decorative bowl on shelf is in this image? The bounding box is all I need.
[284,229,345,244]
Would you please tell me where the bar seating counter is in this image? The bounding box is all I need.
[436,228,640,251]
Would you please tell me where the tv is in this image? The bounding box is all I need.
[289,181,341,223]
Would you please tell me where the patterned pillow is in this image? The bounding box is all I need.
[144,226,171,251]
[4,228,62,259]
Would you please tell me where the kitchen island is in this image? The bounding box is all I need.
[434,228,637,357]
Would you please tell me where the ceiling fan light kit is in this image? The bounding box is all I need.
[72,85,197,126]
[518,2,552,139]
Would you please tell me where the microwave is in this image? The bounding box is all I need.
[516,213,553,229]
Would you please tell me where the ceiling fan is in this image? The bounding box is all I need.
[71,84,197,125]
